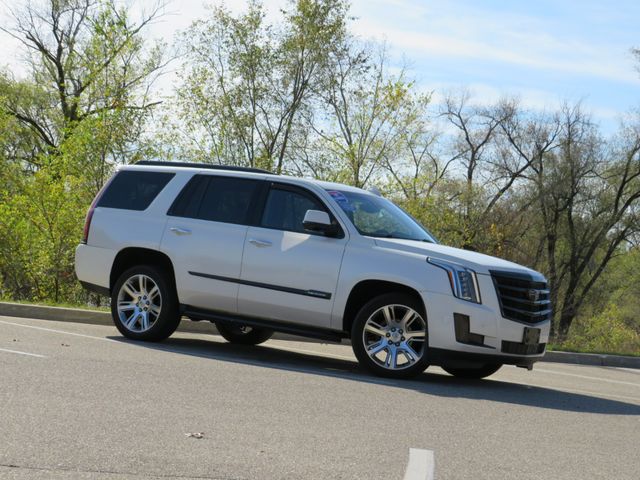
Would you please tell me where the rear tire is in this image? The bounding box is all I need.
[351,293,429,379]
[441,364,502,379]
[216,323,273,345]
[111,265,180,342]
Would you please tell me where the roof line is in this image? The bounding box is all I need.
[135,161,273,175]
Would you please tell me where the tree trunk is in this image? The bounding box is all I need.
[556,300,577,341]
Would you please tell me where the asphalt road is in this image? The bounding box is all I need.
[1,315,639,480]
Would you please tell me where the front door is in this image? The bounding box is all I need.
[237,183,347,329]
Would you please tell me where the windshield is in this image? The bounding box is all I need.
[326,189,436,243]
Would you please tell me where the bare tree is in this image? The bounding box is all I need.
[512,104,640,337]
[382,122,450,201]
[305,44,430,187]
[1,0,168,171]
[440,93,532,249]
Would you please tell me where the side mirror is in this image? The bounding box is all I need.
[303,210,339,237]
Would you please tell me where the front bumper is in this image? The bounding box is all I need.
[420,282,550,366]
[427,348,540,369]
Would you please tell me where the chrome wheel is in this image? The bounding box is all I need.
[116,274,162,333]
[363,304,427,370]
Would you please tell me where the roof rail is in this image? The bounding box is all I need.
[135,161,273,175]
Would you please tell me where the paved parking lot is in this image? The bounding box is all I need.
[1,315,639,479]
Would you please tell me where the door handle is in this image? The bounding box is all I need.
[249,238,272,248]
[170,227,192,236]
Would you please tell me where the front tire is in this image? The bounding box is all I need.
[351,293,429,379]
[215,323,273,345]
[441,364,502,379]
[111,265,180,342]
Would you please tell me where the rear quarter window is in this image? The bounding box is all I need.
[167,175,209,218]
[97,171,174,211]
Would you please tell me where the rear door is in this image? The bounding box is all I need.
[160,174,262,313]
[237,183,348,329]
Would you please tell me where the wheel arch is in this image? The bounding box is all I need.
[110,247,176,292]
[342,280,426,335]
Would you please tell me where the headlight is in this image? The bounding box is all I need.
[427,258,481,303]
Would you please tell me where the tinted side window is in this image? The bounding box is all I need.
[98,171,174,211]
[196,176,260,224]
[261,187,327,233]
[168,175,208,218]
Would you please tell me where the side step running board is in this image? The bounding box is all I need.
[181,305,346,343]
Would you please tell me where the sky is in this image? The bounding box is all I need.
[1,0,639,133]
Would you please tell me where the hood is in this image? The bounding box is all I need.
[374,238,545,279]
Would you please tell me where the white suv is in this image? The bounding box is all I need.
[75,161,550,379]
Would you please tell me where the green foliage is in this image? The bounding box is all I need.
[398,194,466,248]
[0,161,90,302]
[562,304,640,356]
[169,0,349,171]
[0,0,165,304]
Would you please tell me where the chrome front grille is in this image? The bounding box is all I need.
[490,271,552,324]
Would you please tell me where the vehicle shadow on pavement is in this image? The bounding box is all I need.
[109,336,640,416]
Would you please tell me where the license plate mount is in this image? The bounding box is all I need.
[523,327,541,345]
